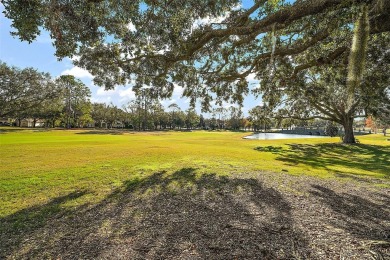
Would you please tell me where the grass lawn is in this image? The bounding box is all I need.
[1,128,389,258]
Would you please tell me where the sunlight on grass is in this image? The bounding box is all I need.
[0,129,389,217]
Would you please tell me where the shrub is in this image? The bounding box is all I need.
[325,122,339,137]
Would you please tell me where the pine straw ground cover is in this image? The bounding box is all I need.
[0,129,389,259]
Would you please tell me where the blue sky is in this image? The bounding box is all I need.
[0,2,263,116]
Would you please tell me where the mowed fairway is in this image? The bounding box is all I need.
[1,129,389,259]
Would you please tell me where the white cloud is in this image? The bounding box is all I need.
[192,4,241,30]
[64,56,81,62]
[61,66,93,79]
[246,73,257,81]
[161,99,177,107]
[94,86,136,106]
[173,84,184,97]
[127,22,137,32]
[97,87,117,96]
[91,96,112,104]
[232,3,242,11]
[193,15,228,29]
[223,104,234,109]
[118,87,136,103]
[119,88,136,98]
[246,73,261,90]
[221,101,239,109]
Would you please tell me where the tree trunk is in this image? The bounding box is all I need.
[342,118,356,144]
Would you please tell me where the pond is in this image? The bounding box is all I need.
[244,133,330,140]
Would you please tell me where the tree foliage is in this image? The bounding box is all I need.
[3,0,390,142]
[249,105,271,131]
[0,62,60,118]
[3,1,389,105]
[56,75,92,128]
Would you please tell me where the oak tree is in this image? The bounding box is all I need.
[0,62,60,118]
[3,0,389,142]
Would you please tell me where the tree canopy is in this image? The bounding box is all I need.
[2,0,389,142]
[3,1,388,101]
[57,75,92,128]
[0,62,60,118]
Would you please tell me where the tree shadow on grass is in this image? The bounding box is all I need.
[0,128,54,134]
[0,190,89,258]
[254,143,390,179]
[75,130,128,135]
[309,185,390,257]
[0,128,28,134]
[0,168,311,259]
[254,145,284,153]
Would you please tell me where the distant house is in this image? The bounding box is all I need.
[112,121,125,128]
[19,119,45,128]
[0,118,11,126]
[85,121,95,128]
[96,121,124,129]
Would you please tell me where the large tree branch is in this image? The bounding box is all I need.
[231,0,266,26]
[127,7,389,65]
[178,0,372,59]
[210,24,336,81]
[312,99,345,119]
[291,46,348,78]
[347,99,361,116]
[310,102,340,122]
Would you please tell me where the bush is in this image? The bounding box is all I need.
[324,122,339,137]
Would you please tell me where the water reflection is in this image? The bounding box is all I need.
[244,133,329,140]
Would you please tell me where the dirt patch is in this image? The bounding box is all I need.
[1,169,389,259]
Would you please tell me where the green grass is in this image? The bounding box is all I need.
[0,128,389,218]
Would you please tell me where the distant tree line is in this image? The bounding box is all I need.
[1,62,389,134]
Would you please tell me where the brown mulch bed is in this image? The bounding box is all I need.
[1,169,389,259]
